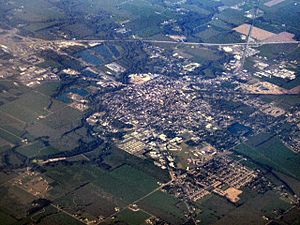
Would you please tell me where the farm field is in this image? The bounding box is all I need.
[15,142,60,159]
[114,209,151,225]
[45,163,160,202]
[0,81,88,153]
[235,133,300,180]
[0,0,299,224]
[15,205,85,225]
[196,189,291,225]
[139,190,188,224]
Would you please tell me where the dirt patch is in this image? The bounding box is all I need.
[240,81,287,94]
[287,85,300,94]
[264,32,295,42]
[224,187,242,203]
[264,0,285,7]
[233,24,275,41]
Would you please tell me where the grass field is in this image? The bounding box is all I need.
[10,0,65,22]
[139,190,188,224]
[0,185,36,220]
[110,164,158,191]
[0,172,17,186]
[0,91,51,123]
[0,79,87,153]
[274,171,300,196]
[45,163,159,202]
[115,209,151,225]
[121,0,174,37]
[12,204,85,225]
[15,141,60,159]
[195,194,236,225]
[178,46,223,64]
[41,163,183,223]
[218,8,248,26]
[55,183,123,220]
[273,207,300,225]
[26,104,86,151]
[31,205,84,225]
[0,210,16,225]
[213,190,291,225]
[34,81,61,96]
[259,0,300,39]
[34,211,85,225]
[0,128,22,146]
[93,146,170,182]
[196,189,291,225]
[43,162,187,224]
[235,133,300,180]
[0,108,26,148]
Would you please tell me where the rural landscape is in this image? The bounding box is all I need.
[0,0,300,224]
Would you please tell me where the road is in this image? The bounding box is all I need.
[3,27,299,49]
[237,0,260,72]
[53,38,300,47]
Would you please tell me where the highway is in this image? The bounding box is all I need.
[6,27,299,47]
[54,38,300,47]
[238,0,260,72]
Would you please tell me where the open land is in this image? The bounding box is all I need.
[0,0,299,224]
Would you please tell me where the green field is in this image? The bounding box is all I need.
[0,91,51,123]
[45,163,159,202]
[43,162,186,224]
[259,0,300,38]
[196,189,291,225]
[195,194,236,225]
[0,140,11,152]
[55,183,123,220]
[12,204,85,225]
[115,209,151,225]
[31,205,84,225]
[0,210,16,225]
[274,171,300,196]
[0,172,16,186]
[92,146,170,182]
[0,1,299,225]
[178,46,223,63]
[35,211,85,225]
[41,163,183,223]
[139,190,188,224]
[9,0,65,22]
[0,110,27,147]
[217,8,248,26]
[15,141,60,159]
[34,81,61,96]
[273,207,300,225]
[0,128,22,146]
[26,104,86,151]
[235,133,300,180]
[0,79,88,153]
[0,185,36,220]
[213,190,291,225]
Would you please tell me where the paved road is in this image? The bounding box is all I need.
[238,0,260,72]
[7,29,300,47]
[54,38,300,47]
